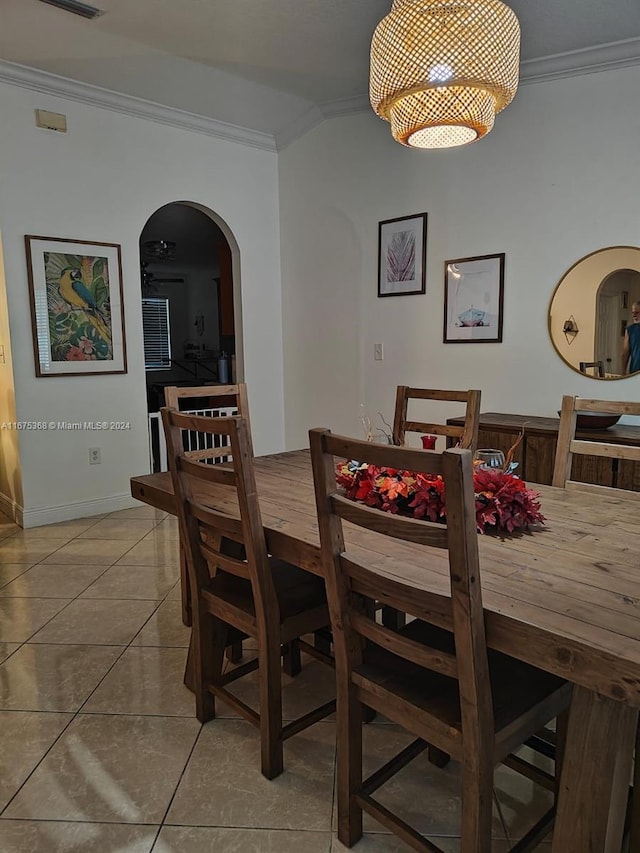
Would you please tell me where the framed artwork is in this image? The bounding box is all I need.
[378,213,427,297]
[443,253,505,343]
[25,235,127,376]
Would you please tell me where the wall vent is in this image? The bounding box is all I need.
[35,110,67,133]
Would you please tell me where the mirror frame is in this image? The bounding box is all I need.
[548,245,640,381]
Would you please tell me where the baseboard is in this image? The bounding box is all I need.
[22,492,139,529]
[0,491,24,527]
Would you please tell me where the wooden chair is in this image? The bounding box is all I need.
[310,429,571,852]
[164,382,248,412]
[553,395,640,494]
[553,395,640,850]
[579,361,605,378]
[164,382,252,459]
[393,386,481,451]
[387,387,480,636]
[167,382,328,670]
[164,383,250,629]
[163,410,335,779]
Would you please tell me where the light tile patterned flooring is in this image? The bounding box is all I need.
[0,505,554,852]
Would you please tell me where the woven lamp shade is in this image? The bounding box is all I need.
[370,0,520,148]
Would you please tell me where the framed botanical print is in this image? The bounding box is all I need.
[25,235,127,376]
[443,253,505,343]
[378,213,427,297]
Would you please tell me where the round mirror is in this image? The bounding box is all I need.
[548,246,640,379]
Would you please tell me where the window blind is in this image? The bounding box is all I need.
[142,297,171,370]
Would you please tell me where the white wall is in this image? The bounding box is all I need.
[0,80,285,525]
[279,65,640,450]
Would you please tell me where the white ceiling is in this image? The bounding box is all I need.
[2,0,640,145]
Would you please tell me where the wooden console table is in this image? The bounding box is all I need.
[447,412,640,488]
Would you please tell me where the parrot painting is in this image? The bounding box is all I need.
[58,267,111,344]
[44,251,114,363]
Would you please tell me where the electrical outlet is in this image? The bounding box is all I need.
[374,343,384,361]
[89,447,101,465]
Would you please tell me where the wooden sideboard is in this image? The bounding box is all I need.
[447,412,640,488]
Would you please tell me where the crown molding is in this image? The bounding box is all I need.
[321,93,371,119]
[520,36,640,85]
[0,59,277,153]
[277,36,640,147]
[274,103,324,150]
[275,95,370,149]
[3,35,640,154]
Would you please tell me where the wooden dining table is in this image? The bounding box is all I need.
[131,449,640,853]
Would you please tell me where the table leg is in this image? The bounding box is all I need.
[552,685,637,853]
[604,707,636,853]
[629,723,640,853]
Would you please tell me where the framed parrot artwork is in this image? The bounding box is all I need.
[25,236,127,376]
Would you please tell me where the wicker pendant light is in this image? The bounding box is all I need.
[370,0,520,149]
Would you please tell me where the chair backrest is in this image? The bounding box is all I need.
[163,383,252,463]
[579,361,604,379]
[552,395,640,498]
[392,386,481,451]
[162,409,278,629]
[164,383,248,413]
[309,429,492,748]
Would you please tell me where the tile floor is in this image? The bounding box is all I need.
[0,504,556,852]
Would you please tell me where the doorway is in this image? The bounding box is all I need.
[596,268,640,376]
[139,201,241,471]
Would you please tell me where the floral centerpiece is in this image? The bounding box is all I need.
[336,460,545,534]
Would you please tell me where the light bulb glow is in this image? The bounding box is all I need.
[429,63,454,83]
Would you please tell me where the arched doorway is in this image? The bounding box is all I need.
[139,201,242,471]
[595,268,640,375]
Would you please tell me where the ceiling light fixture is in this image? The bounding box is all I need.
[143,240,177,262]
[38,0,103,20]
[370,0,520,149]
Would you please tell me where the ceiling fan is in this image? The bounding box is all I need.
[140,240,184,294]
[141,262,184,295]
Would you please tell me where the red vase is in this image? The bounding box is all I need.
[421,435,437,450]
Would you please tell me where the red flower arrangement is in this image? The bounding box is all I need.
[336,460,545,533]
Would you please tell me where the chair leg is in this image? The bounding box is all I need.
[282,640,302,677]
[179,547,192,627]
[428,746,451,768]
[460,758,493,853]
[314,629,332,656]
[337,688,364,847]
[193,613,225,723]
[381,605,405,630]
[226,640,243,663]
[259,636,284,779]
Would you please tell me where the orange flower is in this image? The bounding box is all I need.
[376,476,408,500]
